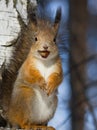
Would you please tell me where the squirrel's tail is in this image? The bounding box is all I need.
[0,114,7,127]
[0,116,7,127]
[0,63,7,127]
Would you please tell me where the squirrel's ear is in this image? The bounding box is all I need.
[53,8,61,31]
[28,6,37,26]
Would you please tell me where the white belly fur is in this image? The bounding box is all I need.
[30,60,58,123]
[35,59,57,81]
[31,87,57,123]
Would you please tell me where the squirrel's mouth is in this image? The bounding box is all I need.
[38,50,50,58]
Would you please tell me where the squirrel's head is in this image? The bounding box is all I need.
[28,8,61,61]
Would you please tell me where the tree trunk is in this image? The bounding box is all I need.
[69,0,88,130]
[0,0,37,120]
[0,0,37,68]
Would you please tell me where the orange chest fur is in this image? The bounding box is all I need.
[19,57,59,83]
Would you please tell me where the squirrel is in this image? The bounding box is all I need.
[0,8,63,130]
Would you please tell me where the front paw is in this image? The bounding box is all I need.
[46,84,55,96]
[38,78,47,91]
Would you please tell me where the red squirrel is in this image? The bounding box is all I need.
[1,9,63,130]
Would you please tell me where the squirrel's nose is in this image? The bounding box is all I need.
[43,45,48,50]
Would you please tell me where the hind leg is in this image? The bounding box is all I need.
[8,86,37,128]
[20,125,55,130]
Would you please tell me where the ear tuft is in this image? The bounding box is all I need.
[53,8,61,32]
[28,5,37,25]
[54,7,61,24]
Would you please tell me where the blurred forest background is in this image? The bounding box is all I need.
[0,0,97,130]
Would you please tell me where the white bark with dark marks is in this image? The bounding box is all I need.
[0,0,37,67]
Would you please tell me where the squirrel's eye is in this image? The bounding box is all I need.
[35,37,38,41]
